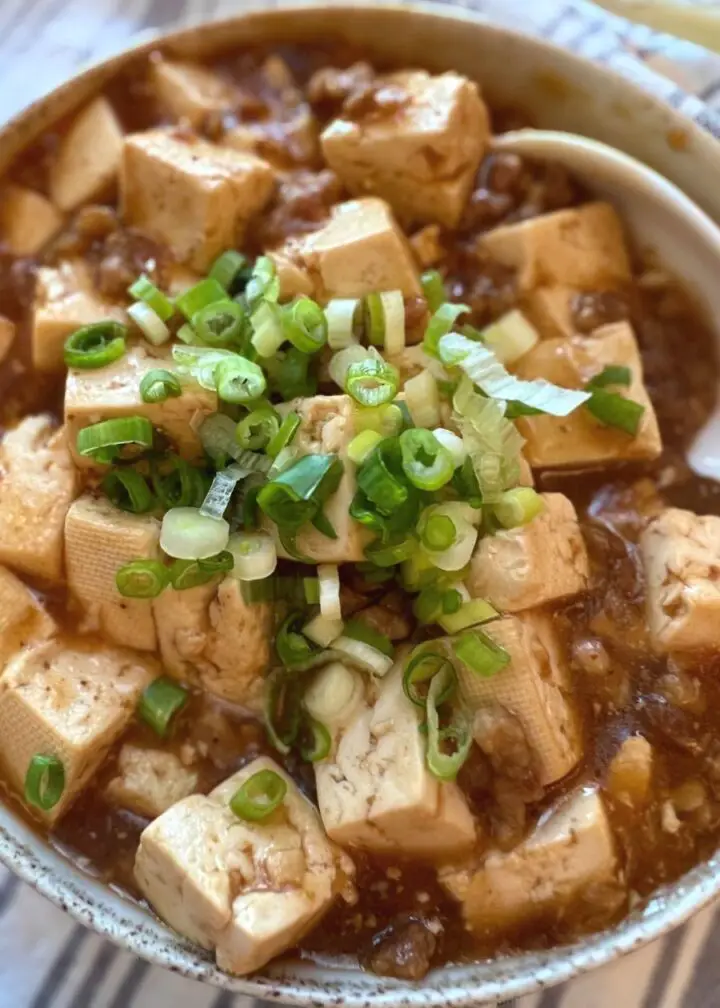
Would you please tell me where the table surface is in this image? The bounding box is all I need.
[1,0,720,1006]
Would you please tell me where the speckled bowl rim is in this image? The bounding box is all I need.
[2,3,720,1003]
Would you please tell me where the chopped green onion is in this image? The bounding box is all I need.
[245,255,280,309]
[198,414,272,473]
[277,611,320,668]
[282,296,327,353]
[171,344,238,390]
[200,464,246,520]
[424,301,469,357]
[266,411,300,459]
[421,270,446,313]
[352,403,404,437]
[439,598,499,634]
[365,535,417,567]
[325,297,360,350]
[209,250,248,293]
[345,356,400,407]
[453,629,510,678]
[298,717,332,762]
[230,768,287,821]
[357,438,407,515]
[442,588,463,614]
[453,378,523,504]
[480,309,539,366]
[318,563,341,620]
[152,455,208,510]
[139,368,182,404]
[588,365,632,389]
[175,277,228,320]
[364,292,385,346]
[101,469,155,514]
[128,301,170,346]
[214,356,266,404]
[270,346,317,401]
[304,577,320,604]
[138,677,189,737]
[258,454,343,531]
[433,428,466,468]
[64,321,127,370]
[115,559,169,598]
[403,647,454,707]
[400,428,454,491]
[413,585,445,625]
[76,416,154,464]
[421,513,456,551]
[328,345,375,390]
[176,322,197,345]
[400,549,438,592]
[404,369,440,428]
[128,274,174,322]
[24,754,65,812]
[380,290,406,355]
[418,502,479,572]
[586,388,645,435]
[193,300,247,348]
[343,618,394,658]
[348,430,384,466]
[264,669,301,755]
[236,407,280,451]
[332,634,394,677]
[303,612,344,647]
[425,666,472,781]
[251,300,284,357]
[227,531,277,580]
[493,487,545,529]
[160,507,230,560]
[168,552,233,590]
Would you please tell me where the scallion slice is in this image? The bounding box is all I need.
[421,513,456,551]
[403,647,454,707]
[76,416,154,464]
[282,296,328,353]
[24,754,65,812]
[424,301,469,357]
[453,629,510,678]
[345,356,400,407]
[128,301,171,346]
[588,365,632,389]
[214,356,266,404]
[439,598,499,634]
[245,255,280,309]
[168,552,233,590]
[325,298,360,350]
[193,300,247,348]
[230,768,287,821]
[318,563,341,621]
[258,454,343,531]
[115,559,169,598]
[128,274,174,322]
[264,669,301,755]
[493,487,545,529]
[199,464,246,520]
[303,612,344,648]
[138,676,189,737]
[405,369,441,428]
[421,270,446,313]
[356,438,408,515]
[343,618,394,658]
[198,414,272,473]
[347,430,383,466]
[139,368,182,404]
[209,250,248,293]
[175,277,228,320]
[480,309,539,365]
[277,611,320,668]
[328,344,374,390]
[433,428,466,468]
[332,635,394,677]
[425,666,472,781]
[160,507,230,560]
[352,403,403,437]
[298,717,332,763]
[418,502,479,572]
[364,292,385,346]
[101,469,155,514]
[151,455,208,510]
[380,290,406,355]
[400,428,454,491]
[251,300,285,357]
[64,321,127,370]
[227,532,277,580]
[586,388,644,435]
[365,535,417,567]
[236,407,280,451]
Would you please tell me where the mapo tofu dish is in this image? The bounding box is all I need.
[0,38,718,981]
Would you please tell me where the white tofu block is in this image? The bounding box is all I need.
[521,285,576,341]
[263,395,373,564]
[0,565,55,670]
[467,493,588,612]
[151,60,235,127]
[64,495,161,651]
[64,343,216,470]
[440,788,619,935]
[479,202,631,293]
[641,507,720,653]
[50,97,124,212]
[322,71,489,228]
[105,744,198,818]
[121,129,275,271]
[153,576,271,710]
[32,260,126,372]
[0,416,77,582]
[135,757,346,975]
[0,639,153,822]
[515,321,662,468]
[452,611,582,785]
[0,184,62,255]
[282,198,421,301]
[267,249,314,300]
[315,661,476,858]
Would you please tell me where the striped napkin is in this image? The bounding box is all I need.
[2,0,720,1005]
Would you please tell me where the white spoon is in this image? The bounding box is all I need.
[493,129,720,482]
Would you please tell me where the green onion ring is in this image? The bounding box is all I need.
[345,357,399,407]
[298,716,332,763]
[139,368,182,404]
[282,296,328,354]
[230,768,287,821]
[138,676,189,737]
[64,321,127,370]
[101,469,155,514]
[403,647,455,707]
[24,754,65,811]
[115,559,169,598]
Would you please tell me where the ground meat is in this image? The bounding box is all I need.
[447,247,518,326]
[339,583,369,618]
[404,295,429,344]
[356,605,411,642]
[363,917,438,980]
[0,255,37,317]
[95,228,168,300]
[306,62,376,119]
[257,168,342,248]
[571,290,629,334]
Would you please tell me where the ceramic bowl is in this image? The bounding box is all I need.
[3,3,720,1004]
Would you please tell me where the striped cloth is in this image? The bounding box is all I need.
[2,0,720,1005]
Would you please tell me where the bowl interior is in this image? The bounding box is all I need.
[3,3,720,1004]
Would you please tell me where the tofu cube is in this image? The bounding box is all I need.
[467,493,588,612]
[135,756,347,975]
[0,416,77,581]
[0,565,55,669]
[440,788,620,936]
[315,661,476,858]
[32,260,126,372]
[321,71,489,228]
[0,184,62,255]
[641,507,720,653]
[105,744,198,818]
[281,198,421,301]
[64,344,216,470]
[150,60,235,127]
[267,249,314,300]
[515,321,662,468]
[0,639,153,822]
[49,97,124,212]
[153,576,271,709]
[121,130,275,271]
[452,611,582,785]
[262,395,373,564]
[479,203,631,292]
[521,285,576,341]
[64,495,161,651]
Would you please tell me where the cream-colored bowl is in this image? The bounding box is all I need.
[4,3,720,1004]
